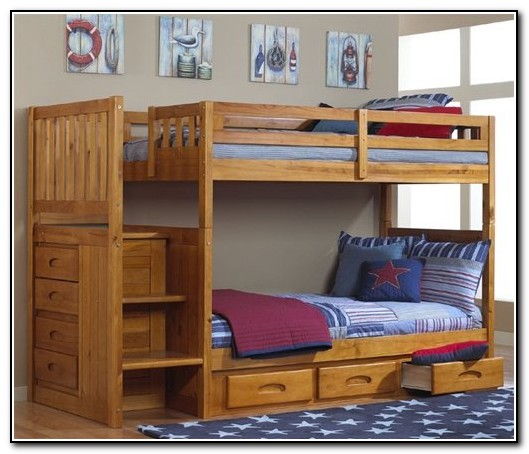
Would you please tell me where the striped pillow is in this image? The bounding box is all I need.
[410,239,490,315]
[337,231,424,256]
[359,93,453,111]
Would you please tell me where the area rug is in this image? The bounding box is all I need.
[138,387,515,441]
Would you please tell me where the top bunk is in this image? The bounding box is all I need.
[123,100,495,184]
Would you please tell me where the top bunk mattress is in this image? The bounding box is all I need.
[123,138,488,165]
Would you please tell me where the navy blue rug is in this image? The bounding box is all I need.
[138,387,515,441]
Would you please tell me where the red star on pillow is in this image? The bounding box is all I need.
[368,260,410,290]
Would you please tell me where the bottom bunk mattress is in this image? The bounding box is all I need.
[212,291,482,354]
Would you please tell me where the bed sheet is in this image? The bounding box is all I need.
[211,293,482,349]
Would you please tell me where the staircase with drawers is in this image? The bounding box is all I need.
[28,224,205,427]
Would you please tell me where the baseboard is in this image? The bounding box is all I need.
[13,386,27,402]
[495,330,514,347]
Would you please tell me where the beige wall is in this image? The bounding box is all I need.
[13,12,399,389]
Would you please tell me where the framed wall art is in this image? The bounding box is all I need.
[159,16,213,80]
[250,24,299,85]
[326,31,372,89]
[66,14,124,74]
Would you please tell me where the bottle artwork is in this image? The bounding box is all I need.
[255,44,265,78]
[289,42,297,72]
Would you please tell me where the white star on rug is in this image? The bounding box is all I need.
[375,412,403,419]
[492,424,514,432]
[384,405,412,413]
[291,420,320,428]
[413,418,442,426]
[400,399,428,406]
[417,411,446,416]
[467,411,492,417]
[224,423,258,430]
[424,428,455,436]
[374,420,400,427]
[311,428,344,436]
[455,418,485,425]
[138,424,163,432]
[465,432,496,439]
[300,412,328,420]
[260,428,291,435]
[485,405,507,412]
[365,427,394,435]
[179,421,203,428]
[335,418,363,426]
[441,404,468,411]
[342,405,365,411]
[248,415,279,423]
[210,430,241,438]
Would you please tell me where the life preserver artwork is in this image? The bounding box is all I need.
[66,14,124,74]
[250,24,299,85]
[326,31,372,89]
[158,16,213,80]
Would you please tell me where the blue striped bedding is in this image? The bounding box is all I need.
[211,293,482,349]
[123,139,488,165]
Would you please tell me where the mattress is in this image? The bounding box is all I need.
[211,293,482,349]
[123,138,488,165]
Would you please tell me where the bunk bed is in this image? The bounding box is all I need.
[27,96,503,428]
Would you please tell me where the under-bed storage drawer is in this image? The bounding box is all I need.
[226,369,313,408]
[318,362,398,399]
[35,246,79,282]
[34,348,78,390]
[401,357,504,395]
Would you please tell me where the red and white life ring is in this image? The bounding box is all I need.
[66,19,102,66]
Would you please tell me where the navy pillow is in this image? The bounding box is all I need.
[356,258,424,303]
[411,341,489,365]
[331,242,406,297]
[312,119,358,135]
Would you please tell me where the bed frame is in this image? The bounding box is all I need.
[27,96,500,428]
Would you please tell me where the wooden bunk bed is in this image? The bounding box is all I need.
[27,95,503,428]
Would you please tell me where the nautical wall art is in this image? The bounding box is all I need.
[250,24,299,85]
[326,31,372,89]
[159,16,213,80]
[66,14,124,74]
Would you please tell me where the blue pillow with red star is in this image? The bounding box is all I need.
[356,259,425,303]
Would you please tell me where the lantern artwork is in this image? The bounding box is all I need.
[326,31,372,89]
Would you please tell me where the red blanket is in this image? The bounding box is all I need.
[213,289,332,358]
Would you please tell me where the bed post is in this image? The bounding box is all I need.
[198,101,214,418]
[482,116,495,357]
[379,184,393,236]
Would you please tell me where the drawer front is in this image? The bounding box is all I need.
[35,278,79,315]
[431,357,504,394]
[35,246,79,282]
[35,317,78,356]
[34,348,78,390]
[227,369,313,408]
[318,362,398,399]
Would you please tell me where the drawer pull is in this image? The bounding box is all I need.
[48,330,63,341]
[47,362,58,372]
[48,258,60,268]
[258,383,286,394]
[458,370,482,380]
[346,375,372,386]
[48,291,61,301]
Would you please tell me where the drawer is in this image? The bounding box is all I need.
[227,369,313,408]
[35,317,78,356]
[401,357,504,395]
[34,348,78,390]
[35,246,79,282]
[318,362,398,399]
[35,278,79,315]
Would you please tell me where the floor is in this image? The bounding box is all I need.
[12,344,515,440]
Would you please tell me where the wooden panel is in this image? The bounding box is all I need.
[35,278,78,315]
[35,246,79,282]
[123,240,151,257]
[123,310,151,351]
[35,317,78,356]
[226,369,312,408]
[318,362,398,399]
[34,348,78,390]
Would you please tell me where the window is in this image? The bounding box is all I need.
[398,18,516,301]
